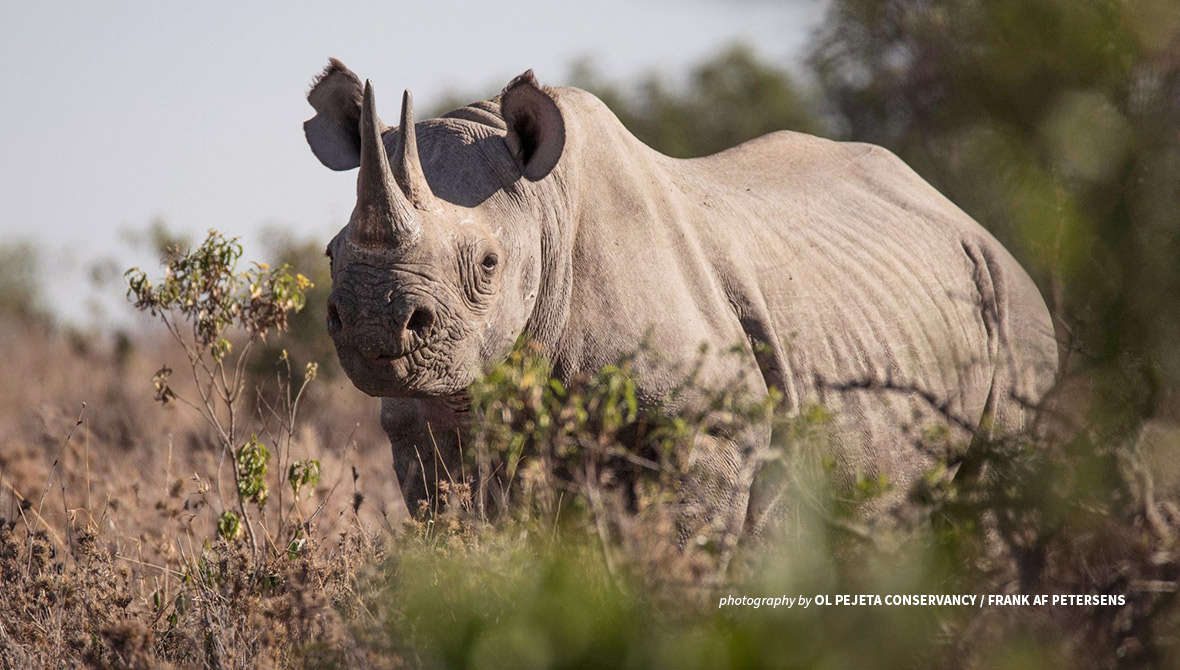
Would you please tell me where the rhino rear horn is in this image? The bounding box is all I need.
[392,90,442,212]
[501,70,565,181]
[351,80,420,248]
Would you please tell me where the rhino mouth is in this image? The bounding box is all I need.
[371,345,426,365]
[347,329,435,367]
[336,335,466,399]
[367,331,439,364]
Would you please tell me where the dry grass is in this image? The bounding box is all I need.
[0,319,398,668]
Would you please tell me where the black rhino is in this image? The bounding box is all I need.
[303,59,1057,548]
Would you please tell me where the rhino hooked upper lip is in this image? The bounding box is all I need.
[370,344,427,365]
[352,330,434,366]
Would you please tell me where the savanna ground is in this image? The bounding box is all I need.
[3,1,1180,668]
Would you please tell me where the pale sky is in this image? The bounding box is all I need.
[0,0,825,323]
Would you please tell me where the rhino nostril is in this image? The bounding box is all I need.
[326,302,343,334]
[406,307,434,337]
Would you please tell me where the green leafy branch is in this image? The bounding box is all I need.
[125,229,313,554]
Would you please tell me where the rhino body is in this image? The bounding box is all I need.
[304,61,1057,543]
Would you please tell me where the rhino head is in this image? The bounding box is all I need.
[304,60,566,398]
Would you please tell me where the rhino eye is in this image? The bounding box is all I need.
[481,253,499,271]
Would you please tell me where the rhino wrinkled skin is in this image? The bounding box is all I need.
[303,59,1057,544]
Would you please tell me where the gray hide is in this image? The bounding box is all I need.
[303,59,1058,545]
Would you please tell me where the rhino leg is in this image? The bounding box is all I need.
[380,397,467,518]
[956,238,1059,484]
[677,421,771,573]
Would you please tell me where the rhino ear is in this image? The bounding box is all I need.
[501,70,565,181]
[304,59,368,171]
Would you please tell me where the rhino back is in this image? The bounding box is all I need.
[658,132,1056,486]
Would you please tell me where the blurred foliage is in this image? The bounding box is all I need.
[381,535,1020,670]
[0,241,47,323]
[120,216,193,261]
[570,44,825,157]
[811,0,1180,425]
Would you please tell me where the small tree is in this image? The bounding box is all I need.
[126,229,315,553]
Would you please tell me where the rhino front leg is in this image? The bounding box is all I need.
[380,397,467,517]
[678,423,771,574]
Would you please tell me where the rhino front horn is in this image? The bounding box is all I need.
[351,80,420,248]
[393,89,442,212]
